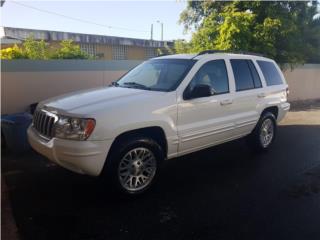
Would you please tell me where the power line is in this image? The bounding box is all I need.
[10,1,149,33]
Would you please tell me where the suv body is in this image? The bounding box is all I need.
[28,52,290,194]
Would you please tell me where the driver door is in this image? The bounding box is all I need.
[177,59,235,155]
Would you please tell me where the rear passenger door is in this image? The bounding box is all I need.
[229,59,265,136]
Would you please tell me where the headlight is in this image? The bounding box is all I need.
[54,116,95,140]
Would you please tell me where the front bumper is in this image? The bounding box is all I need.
[27,126,112,176]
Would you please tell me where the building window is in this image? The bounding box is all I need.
[80,44,97,57]
[145,48,156,59]
[112,45,128,60]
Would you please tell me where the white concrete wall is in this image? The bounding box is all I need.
[283,64,320,101]
[1,61,319,115]
[1,60,140,114]
[1,70,125,114]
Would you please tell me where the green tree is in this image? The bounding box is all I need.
[1,38,91,60]
[23,36,49,59]
[177,0,320,66]
[52,40,91,59]
[1,36,49,59]
[174,39,193,53]
[0,44,26,59]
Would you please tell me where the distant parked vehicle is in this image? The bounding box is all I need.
[28,51,290,195]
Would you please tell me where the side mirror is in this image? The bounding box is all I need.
[184,84,214,100]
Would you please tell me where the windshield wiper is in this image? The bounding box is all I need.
[122,82,151,90]
[110,81,119,87]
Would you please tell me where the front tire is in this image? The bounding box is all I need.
[247,112,277,152]
[106,137,164,195]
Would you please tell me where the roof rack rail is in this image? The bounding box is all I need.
[157,53,170,57]
[192,50,226,58]
[192,50,265,59]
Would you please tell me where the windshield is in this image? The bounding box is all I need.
[116,59,196,92]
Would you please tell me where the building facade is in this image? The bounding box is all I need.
[0,27,173,60]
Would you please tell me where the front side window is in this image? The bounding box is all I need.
[257,60,283,86]
[116,59,196,92]
[188,60,229,95]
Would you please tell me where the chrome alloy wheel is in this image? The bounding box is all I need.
[118,147,157,192]
[259,118,274,148]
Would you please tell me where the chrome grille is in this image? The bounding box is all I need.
[33,110,58,139]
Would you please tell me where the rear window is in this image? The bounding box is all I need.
[257,61,283,86]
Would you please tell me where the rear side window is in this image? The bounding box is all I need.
[257,60,283,86]
[230,59,262,91]
[247,60,262,88]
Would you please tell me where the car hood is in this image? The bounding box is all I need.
[39,86,162,115]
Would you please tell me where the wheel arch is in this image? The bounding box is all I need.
[106,126,168,163]
[261,106,279,120]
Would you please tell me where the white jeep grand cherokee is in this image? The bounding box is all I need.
[28,51,290,195]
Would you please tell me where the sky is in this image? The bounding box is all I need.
[0,0,190,41]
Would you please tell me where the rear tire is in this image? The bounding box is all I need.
[105,136,164,195]
[247,112,277,152]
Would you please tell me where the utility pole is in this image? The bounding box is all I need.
[157,20,163,41]
[161,22,163,41]
[150,24,153,40]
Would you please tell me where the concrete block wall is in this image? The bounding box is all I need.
[1,60,319,115]
[283,64,320,102]
[1,60,141,114]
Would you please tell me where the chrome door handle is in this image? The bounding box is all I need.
[220,99,233,105]
[257,93,266,98]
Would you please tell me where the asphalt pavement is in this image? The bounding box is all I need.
[2,109,320,240]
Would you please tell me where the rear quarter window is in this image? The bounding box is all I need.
[257,60,283,86]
